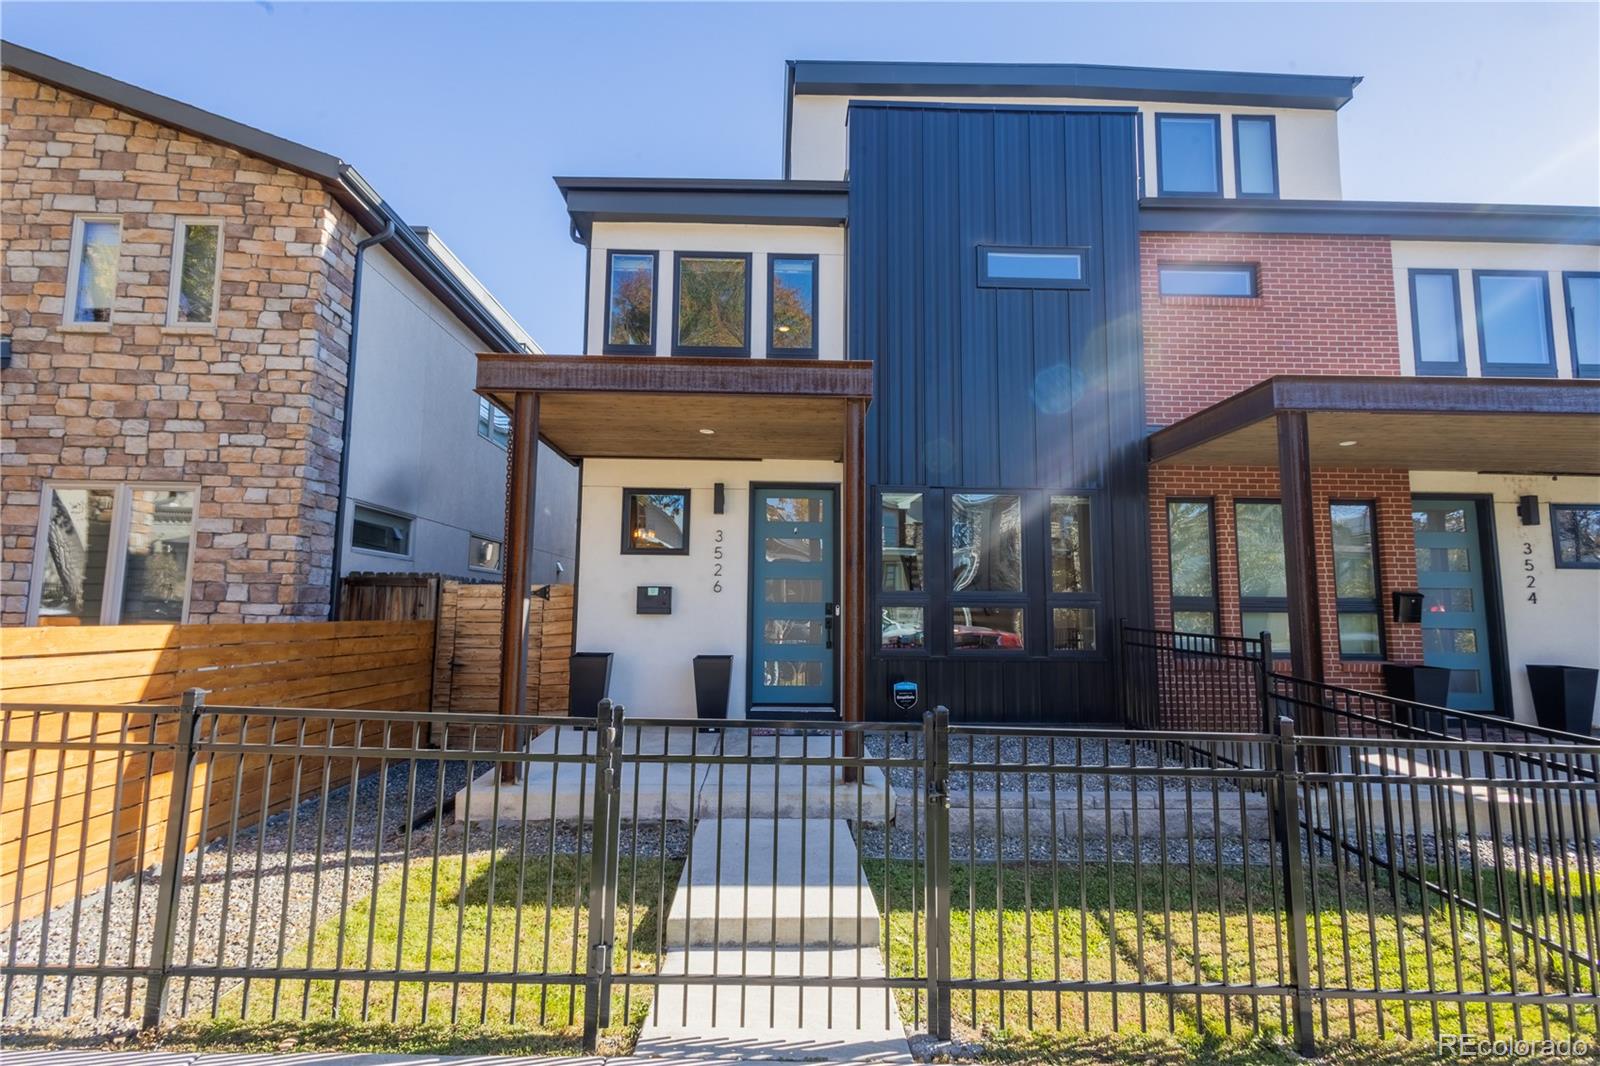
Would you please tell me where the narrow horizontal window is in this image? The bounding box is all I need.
[674,253,750,356]
[622,488,689,554]
[604,250,656,353]
[1474,271,1555,375]
[1156,113,1222,197]
[1564,272,1600,379]
[168,219,222,326]
[469,533,503,573]
[352,504,412,557]
[66,216,121,324]
[977,246,1088,289]
[952,606,1024,652]
[1408,270,1466,374]
[1160,263,1257,298]
[769,254,818,355]
[1551,504,1600,569]
[1233,115,1279,198]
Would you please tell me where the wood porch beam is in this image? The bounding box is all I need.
[498,392,539,780]
[1275,410,1324,689]
[842,398,867,729]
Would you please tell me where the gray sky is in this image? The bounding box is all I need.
[7,2,1598,352]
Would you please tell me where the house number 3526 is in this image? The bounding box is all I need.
[712,528,724,593]
[1523,541,1537,604]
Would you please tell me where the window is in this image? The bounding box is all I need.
[977,246,1088,289]
[1564,272,1600,379]
[882,606,925,650]
[1408,270,1466,375]
[1473,270,1555,376]
[674,253,750,355]
[1331,502,1383,659]
[469,534,503,573]
[880,491,926,651]
[31,484,197,625]
[477,397,510,448]
[622,488,689,554]
[64,216,121,324]
[1158,263,1257,298]
[768,254,818,356]
[952,606,1024,652]
[1551,504,1600,569]
[951,493,1024,652]
[1156,114,1222,197]
[1167,498,1217,634]
[167,218,222,326]
[1048,494,1098,653]
[352,504,412,557]
[1232,115,1279,198]
[604,250,656,353]
[1235,501,1290,655]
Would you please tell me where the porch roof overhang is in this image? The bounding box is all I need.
[1147,375,1600,476]
[475,354,874,462]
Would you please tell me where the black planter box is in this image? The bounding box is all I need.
[693,655,734,723]
[568,652,614,717]
[1381,662,1453,733]
[1526,664,1599,737]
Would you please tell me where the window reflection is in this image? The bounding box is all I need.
[951,493,1022,593]
[881,606,925,650]
[881,492,924,592]
[1049,495,1093,593]
[952,606,1024,651]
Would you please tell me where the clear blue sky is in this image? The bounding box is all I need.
[7,2,1597,352]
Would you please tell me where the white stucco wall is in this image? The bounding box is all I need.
[1391,241,1600,378]
[1409,471,1600,727]
[585,222,846,358]
[344,244,578,583]
[575,457,844,718]
[788,93,1343,200]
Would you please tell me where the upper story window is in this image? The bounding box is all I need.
[168,219,222,327]
[1159,263,1258,298]
[1155,114,1222,197]
[1232,116,1279,198]
[769,255,818,356]
[65,215,121,324]
[977,246,1088,289]
[674,252,750,356]
[477,396,510,448]
[1564,272,1599,379]
[1473,271,1555,377]
[1408,269,1466,375]
[31,483,197,625]
[604,250,656,354]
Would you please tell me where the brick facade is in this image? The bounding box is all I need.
[0,71,358,623]
[1140,231,1401,425]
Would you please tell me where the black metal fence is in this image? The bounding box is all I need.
[1121,626,1271,733]
[4,693,1598,1055]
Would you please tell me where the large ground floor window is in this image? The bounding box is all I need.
[30,482,199,625]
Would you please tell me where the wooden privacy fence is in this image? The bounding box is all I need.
[430,581,573,745]
[1,620,434,925]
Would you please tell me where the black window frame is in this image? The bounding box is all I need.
[1550,503,1600,570]
[601,249,658,355]
[1158,262,1259,299]
[877,487,930,656]
[1407,268,1467,376]
[1471,269,1557,378]
[975,245,1090,290]
[672,251,753,357]
[948,489,1029,657]
[1329,499,1385,662]
[620,487,692,556]
[1562,271,1600,380]
[1233,498,1291,658]
[1231,114,1280,199]
[1166,497,1219,636]
[1155,112,1224,198]
[1045,491,1103,658]
[767,252,819,358]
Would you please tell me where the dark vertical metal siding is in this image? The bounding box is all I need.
[851,103,1150,724]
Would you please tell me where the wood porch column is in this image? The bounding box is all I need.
[1275,410,1324,687]
[841,398,867,728]
[498,392,539,780]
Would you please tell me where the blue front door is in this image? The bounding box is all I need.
[749,487,837,707]
[1412,498,1495,712]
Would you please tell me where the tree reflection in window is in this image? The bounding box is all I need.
[951,494,1022,592]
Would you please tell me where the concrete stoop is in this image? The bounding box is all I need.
[630,816,914,1065]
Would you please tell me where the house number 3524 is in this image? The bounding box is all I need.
[712,528,724,593]
[1523,541,1537,604]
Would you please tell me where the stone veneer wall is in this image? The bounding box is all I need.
[0,70,358,623]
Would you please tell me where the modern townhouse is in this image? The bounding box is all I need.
[482,58,1598,730]
[0,42,577,627]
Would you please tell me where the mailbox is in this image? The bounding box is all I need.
[637,585,672,615]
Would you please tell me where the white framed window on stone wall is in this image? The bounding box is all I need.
[166,218,224,328]
[27,482,199,626]
[62,215,122,327]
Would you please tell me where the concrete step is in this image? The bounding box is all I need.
[629,947,912,1064]
[662,818,880,948]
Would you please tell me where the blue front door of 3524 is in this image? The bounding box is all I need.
[1413,498,1495,712]
[749,487,837,708]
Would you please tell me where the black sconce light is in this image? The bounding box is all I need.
[714,482,726,514]
[1517,495,1540,525]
